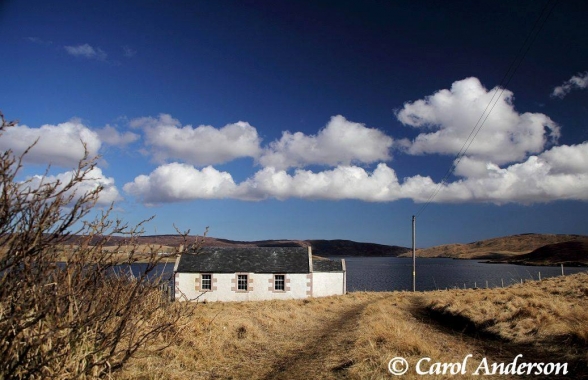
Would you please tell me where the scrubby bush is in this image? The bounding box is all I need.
[0,112,192,379]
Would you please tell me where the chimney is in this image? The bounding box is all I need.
[308,246,313,272]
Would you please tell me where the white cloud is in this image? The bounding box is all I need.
[551,72,588,99]
[123,163,405,203]
[130,114,261,166]
[123,163,411,203]
[452,156,492,179]
[123,163,238,204]
[539,141,588,174]
[96,125,140,147]
[259,115,394,169]
[425,142,588,204]
[238,164,403,201]
[64,43,107,61]
[26,167,121,206]
[124,141,588,205]
[0,120,102,168]
[396,77,560,165]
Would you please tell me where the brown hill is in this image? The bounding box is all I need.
[307,239,409,257]
[500,241,588,266]
[63,235,409,257]
[401,233,588,260]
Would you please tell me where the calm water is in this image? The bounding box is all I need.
[132,257,588,293]
[340,257,588,292]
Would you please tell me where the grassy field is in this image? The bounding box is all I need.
[116,272,588,379]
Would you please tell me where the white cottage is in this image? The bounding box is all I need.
[173,246,346,302]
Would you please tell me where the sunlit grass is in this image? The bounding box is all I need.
[117,273,588,379]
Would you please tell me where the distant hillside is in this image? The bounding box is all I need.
[496,241,588,266]
[64,235,409,257]
[401,233,588,260]
[307,240,409,257]
[61,233,588,260]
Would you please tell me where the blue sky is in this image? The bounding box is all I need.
[1,0,587,247]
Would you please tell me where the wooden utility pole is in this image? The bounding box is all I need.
[412,215,416,292]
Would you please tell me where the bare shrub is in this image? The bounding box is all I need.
[0,112,193,379]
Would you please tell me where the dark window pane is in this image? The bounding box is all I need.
[238,274,248,290]
[201,274,211,290]
[275,275,285,291]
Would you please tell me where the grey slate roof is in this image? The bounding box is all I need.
[176,247,310,273]
[313,259,343,272]
[176,247,344,274]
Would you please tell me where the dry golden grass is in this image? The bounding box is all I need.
[422,273,588,360]
[118,293,381,379]
[347,293,493,380]
[117,273,587,379]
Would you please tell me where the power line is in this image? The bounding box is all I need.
[414,0,559,218]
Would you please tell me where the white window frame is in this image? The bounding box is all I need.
[274,274,285,291]
[201,274,212,290]
[237,274,248,291]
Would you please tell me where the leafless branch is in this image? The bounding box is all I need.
[0,112,195,379]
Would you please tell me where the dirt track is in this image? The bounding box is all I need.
[258,295,586,379]
[262,301,369,380]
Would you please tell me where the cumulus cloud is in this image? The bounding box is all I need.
[123,163,238,204]
[124,141,588,205]
[239,164,403,201]
[396,77,560,165]
[96,125,140,147]
[129,114,261,166]
[123,163,405,203]
[551,71,588,99]
[26,167,121,206]
[0,120,101,168]
[429,142,588,204]
[538,141,588,174]
[259,115,394,169]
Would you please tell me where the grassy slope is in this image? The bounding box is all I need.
[404,233,588,260]
[504,241,588,266]
[118,273,588,379]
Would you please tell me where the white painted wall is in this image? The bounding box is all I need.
[312,272,345,297]
[175,272,312,302]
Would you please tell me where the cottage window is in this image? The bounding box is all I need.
[237,274,248,291]
[201,274,212,290]
[274,274,285,291]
